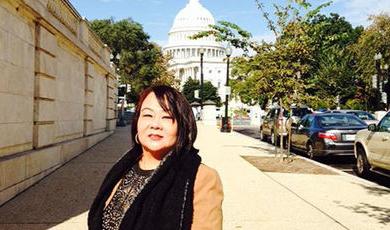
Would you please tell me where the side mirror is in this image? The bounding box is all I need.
[368,124,377,132]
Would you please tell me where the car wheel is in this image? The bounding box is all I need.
[356,147,370,177]
[306,142,315,159]
[260,129,267,141]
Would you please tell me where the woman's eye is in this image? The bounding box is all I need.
[162,116,173,120]
[142,114,152,117]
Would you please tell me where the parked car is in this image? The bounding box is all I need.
[328,110,377,125]
[290,113,367,159]
[354,111,390,177]
[259,107,289,145]
[286,106,313,130]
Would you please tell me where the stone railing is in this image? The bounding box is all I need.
[47,0,80,35]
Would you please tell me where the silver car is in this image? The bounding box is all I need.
[354,111,390,177]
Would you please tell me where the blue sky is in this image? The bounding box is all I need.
[69,0,390,46]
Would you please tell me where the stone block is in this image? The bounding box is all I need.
[33,123,56,148]
[39,26,58,56]
[84,120,93,136]
[0,123,33,157]
[0,28,8,62]
[6,64,35,96]
[60,138,87,163]
[25,146,60,177]
[84,91,94,106]
[8,33,25,67]
[56,120,83,142]
[56,101,83,121]
[87,61,95,77]
[36,74,56,100]
[1,156,26,190]
[0,4,34,45]
[38,50,57,78]
[34,99,56,122]
[107,101,115,110]
[85,75,94,92]
[84,105,94,120]
[0,92,33,124]
[106,119,116,131]
[3,28,34,70]
[107,109,115,119]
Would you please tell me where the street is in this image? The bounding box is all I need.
[233,125,390,189]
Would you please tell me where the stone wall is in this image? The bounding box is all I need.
[0,0,118,205]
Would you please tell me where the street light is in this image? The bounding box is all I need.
[111,53,126,126]
[382,63,389,109]
[199,47,205,115]
[221,44,233,133]
[374,52,382,90]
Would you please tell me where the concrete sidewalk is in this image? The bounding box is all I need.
[0,123,389,229]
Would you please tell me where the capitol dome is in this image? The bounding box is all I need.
[170,0,215,33]
[164,0,227,98]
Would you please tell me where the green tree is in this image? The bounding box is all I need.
[351,13,390,110]
[90,18,177,102]
[182,78,221,106]
[305,13,364,109]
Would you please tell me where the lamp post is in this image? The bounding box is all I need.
[382,63,389,110]
[374,52,382,90]
[199,48,205,117]
[221,44,233,132]
[111,53,126,126]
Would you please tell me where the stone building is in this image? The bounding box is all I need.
[0,0,117,205]
[163,0,228,96]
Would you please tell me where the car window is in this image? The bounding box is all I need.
[347,111,376,120]
[378,114,390,132]
[318,115,366,127]
[298,117,307,127]
[292,108,311,117]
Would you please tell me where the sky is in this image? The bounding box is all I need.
[69,0,390,46]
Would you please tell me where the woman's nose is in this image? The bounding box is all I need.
[150,117,162,129]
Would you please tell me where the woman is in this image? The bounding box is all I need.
[88,85,223,230]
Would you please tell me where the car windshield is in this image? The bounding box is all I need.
[347,111,375,120]
[318,115,366,127]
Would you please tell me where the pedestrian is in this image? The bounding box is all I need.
[88,85,223,230]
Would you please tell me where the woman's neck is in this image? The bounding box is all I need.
[139,151,163,170]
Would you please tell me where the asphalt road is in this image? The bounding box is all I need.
[233,125,390,189]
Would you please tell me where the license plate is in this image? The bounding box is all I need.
[343,134,356,141]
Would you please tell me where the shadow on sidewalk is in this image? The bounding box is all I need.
[0,126,132,229]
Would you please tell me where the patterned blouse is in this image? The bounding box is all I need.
[102,163,154,230]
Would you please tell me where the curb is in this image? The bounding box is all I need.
[231,128,385,188]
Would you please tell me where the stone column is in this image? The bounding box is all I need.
[84,58,94,136]
[106,73,117,131]
[33,22,58,148]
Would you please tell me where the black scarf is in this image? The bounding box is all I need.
[88,145,202,230]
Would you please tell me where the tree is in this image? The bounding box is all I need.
[89,18,177,102]
[351,13,390,110]
[182,78,221,106]
[305,13,364,109]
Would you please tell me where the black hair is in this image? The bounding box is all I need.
[131,85,197,154]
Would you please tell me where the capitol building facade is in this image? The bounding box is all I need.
[163,0,228,97]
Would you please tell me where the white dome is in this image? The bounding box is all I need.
[170,0,215,33]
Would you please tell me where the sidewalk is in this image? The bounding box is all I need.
[0,123,389,229]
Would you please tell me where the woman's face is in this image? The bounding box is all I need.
[137,92,178,158]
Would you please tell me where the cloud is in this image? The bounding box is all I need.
[252,33,275,43]
[335,0,390,27]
